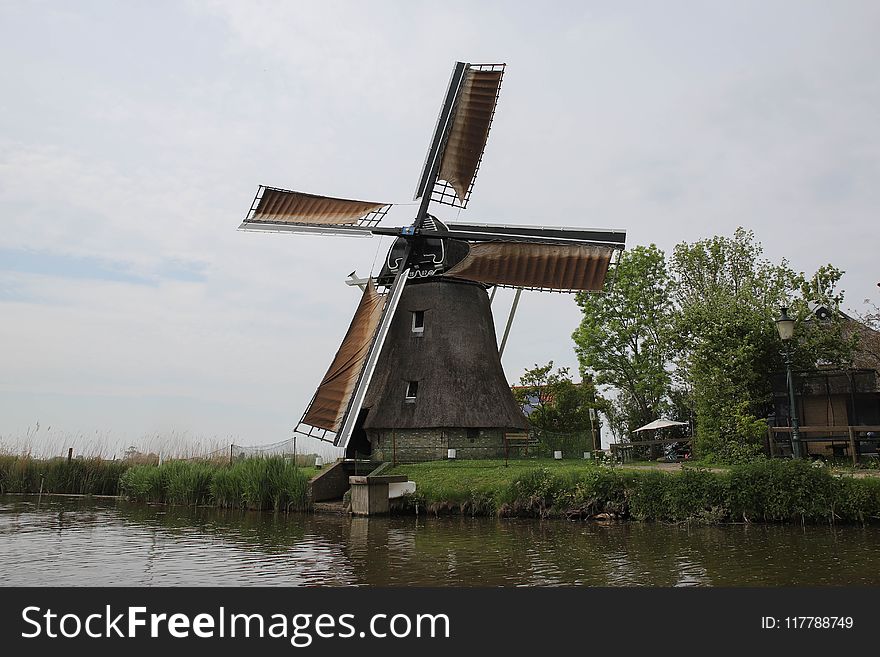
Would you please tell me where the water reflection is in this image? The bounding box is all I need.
[1,496,879,586]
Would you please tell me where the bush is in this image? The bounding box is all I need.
[392,459,880,524]
[727,459,836,522]
[833,476,880,524]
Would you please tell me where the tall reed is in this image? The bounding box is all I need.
[0,455,129,495]
[119,456,311,511]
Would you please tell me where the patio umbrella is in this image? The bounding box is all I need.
[632,419,688,433]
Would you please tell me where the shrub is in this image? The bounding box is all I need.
[727,459,836,523]
[392,458,880,524]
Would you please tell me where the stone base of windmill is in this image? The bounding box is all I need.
[368,428,508,462]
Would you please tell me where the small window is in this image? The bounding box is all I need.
[467,428,479,442]
[405,380,419,401]
[411,310,425,333]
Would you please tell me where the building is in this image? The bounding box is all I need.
[361,279,528,463]
[509,382,602,453]
[771,311,880,458]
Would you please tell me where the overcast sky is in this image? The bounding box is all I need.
[1,1,878,456]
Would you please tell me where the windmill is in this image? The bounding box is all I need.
[239,62,626,462]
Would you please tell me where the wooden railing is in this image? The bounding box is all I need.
[768,425,880,465]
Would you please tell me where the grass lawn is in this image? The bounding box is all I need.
[298,466,319,480]
[388,458,607,504]
[388,458,720,489]
[390,457,597,483]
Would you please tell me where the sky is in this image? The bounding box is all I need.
[1,1,878,457]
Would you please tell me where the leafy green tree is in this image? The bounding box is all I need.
[572,245,674,441]
[670,228,854,460]
[792,265,857,369]
[571,229,856,462]
[513,362,602,452]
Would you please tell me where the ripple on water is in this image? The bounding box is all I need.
[2,497,880,586]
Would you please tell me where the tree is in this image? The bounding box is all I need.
[670,228,854,460]
[792,265,857,369]
[514,362,599,432]
[572,245,674,441]
[513,362,602,453]
[571,229,856,462]
[851,293,880,364]
[855,296,880,331]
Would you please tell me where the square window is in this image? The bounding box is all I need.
[405,380,419,400]
[411,310,425,333]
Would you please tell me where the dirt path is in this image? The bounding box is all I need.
[618,462,726,474]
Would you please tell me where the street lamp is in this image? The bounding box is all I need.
[775,307,802,458]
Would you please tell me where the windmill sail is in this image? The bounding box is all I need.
[415,63,505,209]
[436,65,504,205]
[444,222,627,247]
[298,280,386,435]
[443,242,616,292]
[241,186,391,234]
[333,266,410,448]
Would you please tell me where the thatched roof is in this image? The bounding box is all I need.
[776,313,880,396]
[843,314,880,371]
[363,278,527,431]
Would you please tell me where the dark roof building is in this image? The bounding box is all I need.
[772,311,880,459]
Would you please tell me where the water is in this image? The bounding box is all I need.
[2,495,879,586]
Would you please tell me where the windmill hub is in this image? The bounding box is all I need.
[378,217,469,286]
[238,61,626,461]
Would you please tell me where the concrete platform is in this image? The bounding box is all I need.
[348,475,408,516]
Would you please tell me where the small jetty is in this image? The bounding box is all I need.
[309,460,415,516]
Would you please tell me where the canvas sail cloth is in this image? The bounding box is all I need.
[301,281,386,432]
[248,187,387,226]
[436,68,503,204]
[444,242,615,292]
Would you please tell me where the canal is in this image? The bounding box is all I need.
[2,495,878,586]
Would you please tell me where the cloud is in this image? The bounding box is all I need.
[1,1,878,455]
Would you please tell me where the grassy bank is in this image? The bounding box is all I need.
[0,454,316,512]
[389,459,880,524]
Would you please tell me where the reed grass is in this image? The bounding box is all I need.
[119,456,313,511]
[0,425,255,462]
[0,454,129,495]
[1,452,315,512]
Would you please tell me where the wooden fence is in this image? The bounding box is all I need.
[768,425,880,466]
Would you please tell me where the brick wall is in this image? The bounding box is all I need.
[368,428,507,462]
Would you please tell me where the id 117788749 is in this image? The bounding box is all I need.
[761,617,854,630]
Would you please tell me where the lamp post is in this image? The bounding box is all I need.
[775,307,802,459]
